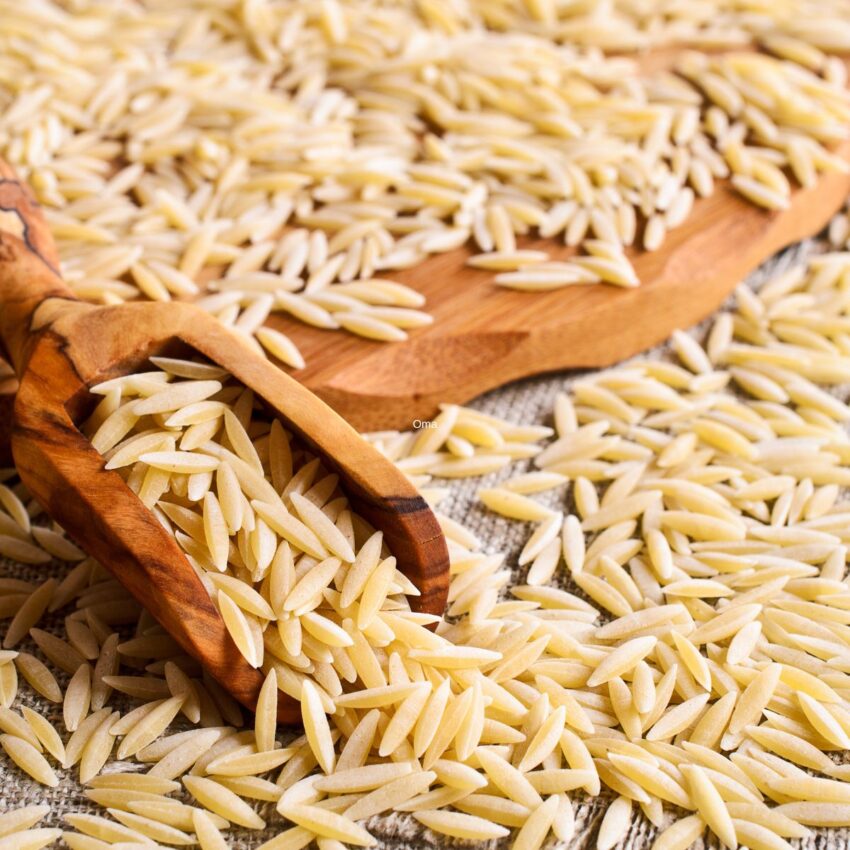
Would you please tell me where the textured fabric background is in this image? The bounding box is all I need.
[2,236,845,848]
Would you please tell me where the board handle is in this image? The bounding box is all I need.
[0,158,78,374]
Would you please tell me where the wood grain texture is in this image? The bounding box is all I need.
[0,161,450,722]
[0,159,68,373]
[265,142,850,431]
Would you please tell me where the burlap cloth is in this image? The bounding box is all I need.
[2,236,846,848]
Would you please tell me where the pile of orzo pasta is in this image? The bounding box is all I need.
[1,0,850,359]
[4,249,850,849]
[4,1,850,849]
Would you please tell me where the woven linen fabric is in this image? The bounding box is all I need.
[1,236,844,848]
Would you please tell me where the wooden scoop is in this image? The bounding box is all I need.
[0,160,450,722]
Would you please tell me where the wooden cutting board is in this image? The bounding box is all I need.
[261,150,850,432]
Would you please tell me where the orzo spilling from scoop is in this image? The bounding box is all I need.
[3,251,850,847]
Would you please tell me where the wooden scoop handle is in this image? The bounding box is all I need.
[0,160,76,374]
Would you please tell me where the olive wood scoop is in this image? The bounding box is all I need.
[0,159,450,722]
